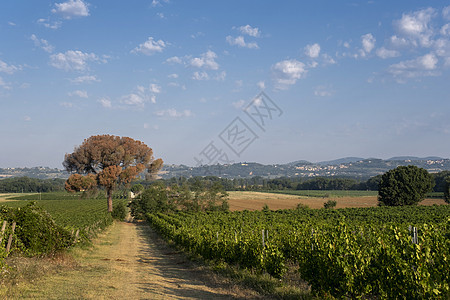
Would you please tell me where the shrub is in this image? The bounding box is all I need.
[0,202,72,256]
[111,201,127,221]
[324,200,337,209]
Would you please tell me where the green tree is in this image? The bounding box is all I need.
[443,176,450,204]
[63,135,163,212]
[130,183,144,196]
[378,165,434,206]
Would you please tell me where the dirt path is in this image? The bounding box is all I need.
[14,221,261,299]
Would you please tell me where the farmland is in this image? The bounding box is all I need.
[146,204,450,298]
[1,189,449,298]
[1,192,126,229]
[227,191,446,210]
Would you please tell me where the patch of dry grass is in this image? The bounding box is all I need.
[227,191,447,210]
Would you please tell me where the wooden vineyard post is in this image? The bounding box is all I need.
[6,221,16,253]
[408,225,418,244]
[73,229,80,244]
[262,229,265,248]
[0,220,7,244]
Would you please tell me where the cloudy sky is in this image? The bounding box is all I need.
[1,1,450,168]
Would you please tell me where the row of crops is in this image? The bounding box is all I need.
[146,205,450,299]
[0,193,126,261]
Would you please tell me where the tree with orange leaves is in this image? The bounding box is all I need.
[63,135,163,212]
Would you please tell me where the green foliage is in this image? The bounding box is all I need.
[443,176,450,204]
[111,201,127,221]
[130,183,144,194]
[432,171,450,192]
[378,165,434,206]
[129,181,229,219]
[323,200,337,209]
[0,177,65,193]
[145,206,450,299]
[0,202,72,256]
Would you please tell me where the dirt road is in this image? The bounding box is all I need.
[14,221,261,299]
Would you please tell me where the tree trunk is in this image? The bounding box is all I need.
[107,188,113,213]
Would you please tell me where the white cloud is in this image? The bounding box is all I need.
[190,50,219,70]
[441,24,450,36]
[52,0,90,19]
[232,100,246,109]
[156,12,165,19]
[8,22,16,26]
[304,43,321,58]
[70,75,100,84]
[215,71,226,81]
[168,73,178,78]
[376,47,401,59]
[395,8,436,47]
[226,35,259,49]
[50,50,103,71]
[257,81,265,90]
[361,33,376,54]
[166,56,182,64]
[68,90,88,98]
[149,83,161,93]
[24,116,31,122]
[30,34,54,53]
[0,60,20,74]
[434,38,450,59]
[390,35,411,48]
[238,25,260,37]
[192,71,209,80]
[155,108,192,118]
[322,53,337,65]
[388,53,439,81]
[98,98,112,108]
[120,84,160,108]
[272,59,307,88]
[167,82,186,90]
[37,18,61,29]
[444,6,450,20]
[190,32,204,39]
[151,0,169,7]
[131,37,167,55]
[121,93,145,108]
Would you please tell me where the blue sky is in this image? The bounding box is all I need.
[1,1,450,168]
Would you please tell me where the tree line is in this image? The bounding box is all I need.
[2,170,450,195]
[0,177,66,193]
[141,171,450,193]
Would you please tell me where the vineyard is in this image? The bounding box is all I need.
[5,192,127,228]
[146,205,450,299]
[0,192,127,262]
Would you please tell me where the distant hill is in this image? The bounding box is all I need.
[316,157,365,166]
[1,156,450,180]
[286,160,312,166]
[387,156,445,161]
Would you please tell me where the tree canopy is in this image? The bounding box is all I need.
[63,135,163,212]
[378,165,434,206]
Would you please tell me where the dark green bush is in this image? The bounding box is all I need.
[323,200,337,209]
[0,202,72,256]
[112,201,127,221]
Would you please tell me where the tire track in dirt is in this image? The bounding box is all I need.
[15,221,261,299]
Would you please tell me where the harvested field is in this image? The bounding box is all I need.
[227,191,447,210]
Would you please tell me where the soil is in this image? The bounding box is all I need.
[10,221,263,299]
[227,191,447,210]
